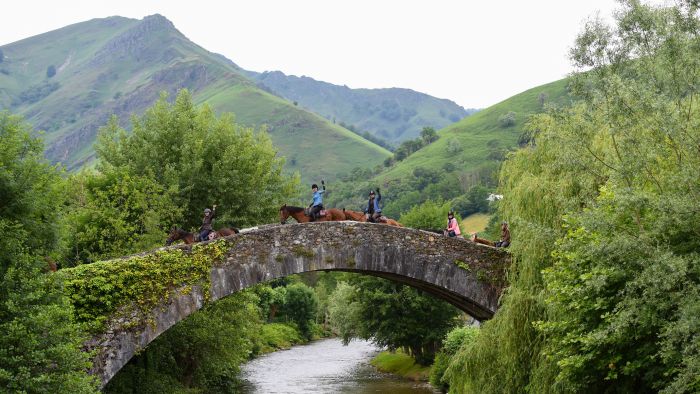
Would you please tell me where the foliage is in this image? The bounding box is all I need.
[46,64,56,78]
[327,281,362,344]
[60,240,230,332]
[12,82,61,106]
[452,185,490,218]
[399,199,454,231]
[0,48,3,63]
[328,277,460,364]
[105,291,263,393]
[431,326,479,391]
[497,111,516,128]
[448,1,700,392]
[277,282,319,340]
[0,112,97,392]
[61,168,182,266]
[256,322,304,353]
[387,126,440,165]
[96,89,298,229]
[371,350,432,381]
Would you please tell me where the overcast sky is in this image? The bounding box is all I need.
[2,0,636,108]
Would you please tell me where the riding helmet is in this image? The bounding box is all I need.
[204,208,211,214]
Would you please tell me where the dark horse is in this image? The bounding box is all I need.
[165,227,239,246]
[279,204,346,224]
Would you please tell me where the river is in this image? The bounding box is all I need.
[239,338,438,393]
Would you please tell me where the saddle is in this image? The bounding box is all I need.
[304,208,327,218]
[368,215,388,223]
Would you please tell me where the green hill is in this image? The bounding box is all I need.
[249,70,477,145]
[0,15,390,182]
[379,78,570,181]
[330,78,572,215]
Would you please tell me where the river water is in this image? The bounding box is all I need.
[239,338,437,393]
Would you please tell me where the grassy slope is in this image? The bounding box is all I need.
[377,78,571,183]
[0,16,389,182]
[200,83,390,182]
[251,71,473,144]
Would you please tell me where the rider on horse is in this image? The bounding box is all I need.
[365,188,382,223]
[200,204,217,241]
[308,181,325,221]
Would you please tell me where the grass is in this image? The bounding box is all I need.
[1,15,390,182]
[376,78,571,183]
[462,213,490,234]
[370,350,432,381]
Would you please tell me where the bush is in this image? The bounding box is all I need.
[46,65,56,78]
[497,111,516,128]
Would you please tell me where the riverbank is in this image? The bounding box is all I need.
[370,350,432,382]
[240,338,436,393]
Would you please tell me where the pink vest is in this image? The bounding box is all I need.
[448,218,461,235]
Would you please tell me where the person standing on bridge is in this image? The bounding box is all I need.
[308,180,325,221]
[365,188,382,222]
[444,211,462,238]
[200,204,217,241]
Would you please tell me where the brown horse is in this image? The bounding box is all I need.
[279,205,346,224]
[342,209,403,227]
[165,227,239,246]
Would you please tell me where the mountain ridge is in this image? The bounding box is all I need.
[0,15,391,181]
[249,69,477,145]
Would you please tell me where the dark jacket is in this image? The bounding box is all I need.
[365,191,382,214]
[200,208,217,231]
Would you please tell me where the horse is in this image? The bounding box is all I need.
[279,204,346,224]
[342,209,403,227]
[165,226,239,246]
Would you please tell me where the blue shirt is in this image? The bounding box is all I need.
[312,190,325,207]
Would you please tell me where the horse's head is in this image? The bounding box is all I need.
[279,204,289,224]
[165,226,180,246]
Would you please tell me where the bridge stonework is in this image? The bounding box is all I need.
[84,221,509,387]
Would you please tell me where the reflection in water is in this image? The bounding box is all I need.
[239,338,437,393]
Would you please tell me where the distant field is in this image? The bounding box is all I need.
[461,213,490,234]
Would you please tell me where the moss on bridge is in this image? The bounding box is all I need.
[59,240,232,332]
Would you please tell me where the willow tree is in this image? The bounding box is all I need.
[447,1,700,392]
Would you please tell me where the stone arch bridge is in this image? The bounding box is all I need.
[64,221,509,387]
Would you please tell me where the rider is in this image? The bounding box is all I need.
[199,204,217,241]
[308,180,325,221]
[495,222,511,247]
[364,188,382,222]
[444,211,462,238]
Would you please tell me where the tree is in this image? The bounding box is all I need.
[46,65,56,78]
[96,89,298,229]
[0,48,4,63]
[61,168,182,266]
[449,1,700,392]
[0,112,97,392]
[420,126,439,144]
[278,283,318,340]
[329,276,460,364]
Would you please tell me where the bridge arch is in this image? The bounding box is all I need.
[66,221,509,387]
